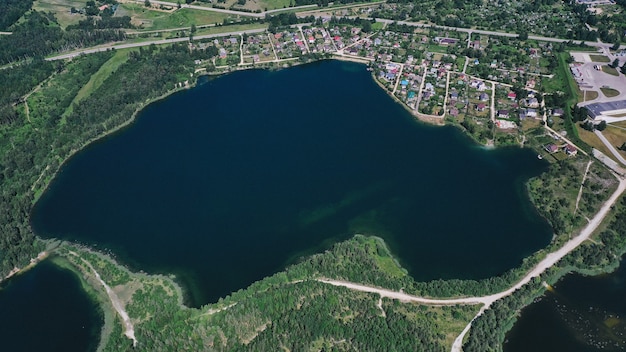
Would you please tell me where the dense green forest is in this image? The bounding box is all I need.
[58,236,478,352]
[0,10,125,64]
[0,0,33,31]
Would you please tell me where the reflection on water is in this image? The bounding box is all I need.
[506,258,626,352]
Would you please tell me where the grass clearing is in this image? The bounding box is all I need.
[589,54,610,63]
[257,0,293,11]
[583,90,599,101]
[577,126,617,161]
[33,0,87,28]
[602,65,619,76]
[117,4,231,30]
[63,49,134,119]
[601,87,620,98]
[194,22,267,36]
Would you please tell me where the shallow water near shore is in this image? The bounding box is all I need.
[31,60,552,306]
[505,257,626,352]
[0,260,102,352]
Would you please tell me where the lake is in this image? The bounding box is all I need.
[30,60,552,306]
[0,260,102,352]
[505,258,626,352]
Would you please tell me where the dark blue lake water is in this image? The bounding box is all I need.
[31,60,552,306]
[505,258,626,352]
[0,260,101,352]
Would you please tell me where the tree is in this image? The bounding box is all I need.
[518,30,528,41]
[145,0,151,7]
[597,120,607,131]
[610,58,619,68]
[361,20,372,33]
[190,24,197,33]
[611,41,621,51]
[621,63,626,75]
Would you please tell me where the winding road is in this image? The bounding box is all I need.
[318,176,626,352]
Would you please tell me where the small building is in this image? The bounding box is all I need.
[507,92,517,100]
[545,144,559,153]
[497,110,509,118]
[479,93,489,101]
[564,144,578,156]
[552,108,564,117]
[475,103,487,111]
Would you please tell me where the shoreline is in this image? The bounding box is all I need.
[16,55,618,351]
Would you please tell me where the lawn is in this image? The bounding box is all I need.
[583,90,599,101]
[601,87,620,98]
[589,54,610,63]
[602,65,619,76]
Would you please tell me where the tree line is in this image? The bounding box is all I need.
[0,11,126,65]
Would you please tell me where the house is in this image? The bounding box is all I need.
[552,108,564,117]
[526,98,539,108]
[449,107,459,117]
[475,103,486,111]
[545,144,559,153]
[497,110,509,118]
[450,91,459,99]
[526,108,538,118]
[507,92,517,100]
[564,144,578,156]
[479,93,489,101]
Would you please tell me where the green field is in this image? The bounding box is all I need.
[601,87,620,98]
[33,0,88,28]
[116,4,231,30]
[589,54,610,63]
[602,65,619,76]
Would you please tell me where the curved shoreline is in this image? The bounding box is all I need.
[18,57,624,351]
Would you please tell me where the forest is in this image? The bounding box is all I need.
[0,0,33,31]
[0,37,215,278]
[0,10,126,64]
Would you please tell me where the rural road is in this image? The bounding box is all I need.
[69,251,137,347]
[318,176,626,352]
[46,28,267,61]
[595,130,626,165]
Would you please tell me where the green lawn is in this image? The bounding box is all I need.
[602,65,619,76]
[601,87,620,98]
[589,54,610,63]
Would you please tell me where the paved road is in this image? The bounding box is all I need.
[595,130,626,165]
[335,17,617,50]
[46,28,267,61]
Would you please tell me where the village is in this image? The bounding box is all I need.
[194,23,564,144]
